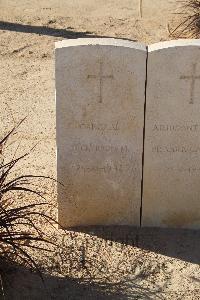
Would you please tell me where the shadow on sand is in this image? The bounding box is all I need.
[0,21,136,41]
[1,260,156,300]
[1,227,199,299]
[70,226,200,265]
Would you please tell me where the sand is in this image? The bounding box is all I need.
[0,0,199,299]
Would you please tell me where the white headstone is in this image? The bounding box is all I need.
[143,40,200,229]
[56,38,146,227]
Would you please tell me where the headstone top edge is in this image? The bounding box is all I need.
[149,39,200,52]
[55,38,147,51]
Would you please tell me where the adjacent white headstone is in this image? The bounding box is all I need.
[143,40,200,229]
[56,38,146,227]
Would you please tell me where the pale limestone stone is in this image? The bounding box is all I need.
[56,38,146,227]
[143,39,200,229]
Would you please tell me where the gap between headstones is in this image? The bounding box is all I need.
[140,45,149,227]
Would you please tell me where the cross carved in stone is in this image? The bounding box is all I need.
[180,63,200,104]
[87,61,114,103]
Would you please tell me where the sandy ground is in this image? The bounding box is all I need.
[0,0,200,299]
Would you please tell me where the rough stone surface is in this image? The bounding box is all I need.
[143,40,200,229]
[56,38,146,227]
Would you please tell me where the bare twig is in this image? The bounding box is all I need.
[139,0,143,18]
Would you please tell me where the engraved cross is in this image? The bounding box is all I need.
[180,63,200,104]
[87,61,114,103]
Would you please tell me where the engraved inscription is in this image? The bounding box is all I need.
[72,143,130,154]
[153,123,199,132]
[152,145,200,153]
[87,61,114,103]
[67,120,120,131]
[167,167,200,173]
[180,63,200,104]
[71,162,137,175]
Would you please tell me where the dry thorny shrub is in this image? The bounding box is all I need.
[169,0,200,38]
[0,119,58,293]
